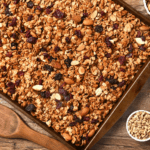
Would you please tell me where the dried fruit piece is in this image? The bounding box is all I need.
[27,36,37,44]
[83,116,90,121]
[75,30,82,38]
[14,0,19,4]
[11,42,18,50]
[128,44,133,52]
[56,101,62,109]
[15,80,21,86]
[9,17,17,26]
[118,56,126,65]
[43,65,53,72]
[2,66,6,71]
[69,122,77,127]
[5,7,12,16]
[55,73,62,80]
[0,40,2,47]
[113,23,119,29]
[28,15,33,21]
[27,1,34,8]
[95,25,103,33]
[53,9,65,19]
[91,119,99,124]
[39,79,43,85]
[46,8,52,14]
[64,57,72,68]
[54,46,60,53]
[18,71,24,76]
[118,80,126,87]
[65,37,71,43]
[106,76,118,84]
[25,104,35,112]
[7,82,15,89]
[99,75,103,82]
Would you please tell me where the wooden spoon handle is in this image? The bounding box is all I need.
[20,127,70,150]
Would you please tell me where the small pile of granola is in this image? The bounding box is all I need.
[128,111,150,140]
[0,0,150,146]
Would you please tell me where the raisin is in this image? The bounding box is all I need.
[91,119,99,124]
[45,8,52,14]
[54,46,60,53]
[39,79,43,85]
[27,1,34,8]
[99,75,103,82]
[5,7,12,16]
[27,36,37,44]
[28,15,33,21]
[69,122,77,127]
[118,80,126,87]
[18,71,24,76]
[128,44,133,52]
[7,82,15,89]
[75,30,82,38]
[64,57,72,68]
[55,73,62,80]
[43,65,53,72]
[53,9,65,19]
[25,104,35,112]
[25,30,31,38]
[9,17,17,26]
[106,76,118,84]
[58,88,68,96]
[83,116,90,121]
[56,102,62,109]
[118,56,126,65]
[40,91,46,98]
[15,80,21,86]
[65,37,71,43]
[2,66,6,71]
[113,23,119,29]
[48,56,54,62]
[95,25,103,33]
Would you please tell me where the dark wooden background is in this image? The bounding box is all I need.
[0,0,150,149]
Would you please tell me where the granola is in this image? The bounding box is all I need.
[147,0,150,12]
[0,0,150,146]
[128,111,150,140]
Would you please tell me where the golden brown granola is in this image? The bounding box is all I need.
[0,0,150,146]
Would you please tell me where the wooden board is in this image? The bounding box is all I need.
[0,0,150,150]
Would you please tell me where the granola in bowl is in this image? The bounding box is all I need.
[0,0,150,146]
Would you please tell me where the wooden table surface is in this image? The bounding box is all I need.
[0,0,150,150]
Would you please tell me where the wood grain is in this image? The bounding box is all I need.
[0,0,150,150]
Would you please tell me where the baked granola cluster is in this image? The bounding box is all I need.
[0,0,150,146]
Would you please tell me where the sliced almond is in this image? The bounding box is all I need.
[71,60,79,66]
[139,25,150,31]
[72,14,81,23]
[90,10,97,19]
[83,19,94,26]
[88,129,95,137]
[64,78,75,84]
[135,38,146,45]
[77,43,85,51]
[79,66,85,75]
[32,85,43,91]
[51,93,62,100]
[51,61,61,69]
[95,87,102,96]
[110,15,116,22]
[61,133,72,141]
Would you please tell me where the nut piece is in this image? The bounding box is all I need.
[91,66,98,75]
[90,10,97,19]
[135,38,146,45]
[51,93,62,100]
[61,133,72,141]
[64,78,75,84]
[76,107,90,117]
[72,14,81,23]
[77,43,85,51]
[32,85,43,91]
[79,66,85,75]
[88,129,95,137]
[139,25,150,31]
[51,61,61,69]
[83,19,94,25]
[71,60,79,66]
[95,87,102,96]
